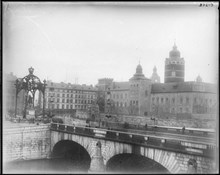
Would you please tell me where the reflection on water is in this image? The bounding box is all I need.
[4,155,169,174]
[3,158,89,174]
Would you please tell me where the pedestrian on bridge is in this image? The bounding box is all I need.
[182,126,185,134]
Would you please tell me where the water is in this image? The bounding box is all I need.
[4,156,169,174]
[3,158,90,174]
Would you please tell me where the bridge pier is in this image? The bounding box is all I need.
[187,159,197,174]
[88,141,105,173]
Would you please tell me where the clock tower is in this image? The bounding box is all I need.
[164,43,185,83]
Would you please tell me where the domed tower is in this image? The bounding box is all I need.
[151,66,160,83]
[164,43,185,83]
[130,63,147,80]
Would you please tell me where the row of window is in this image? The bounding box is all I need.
[152,106,190,113]
[48,88,95,93]
[166,61,184,65]
[48,104,88,110]
[111,100,139,107]
[47,98,94,104]
[152,96,213,105]
[47,93,95,99]
[111,93,128,99]
[111,90,148,99]
[130,84,139,87]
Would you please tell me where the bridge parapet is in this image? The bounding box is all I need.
[50,123,216,159]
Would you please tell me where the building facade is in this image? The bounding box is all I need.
[39,81,98,115]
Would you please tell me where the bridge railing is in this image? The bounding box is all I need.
[90,120,215,138]
[50,123,216,158]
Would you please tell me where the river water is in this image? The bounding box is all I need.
[3,155,169,174]
[3,158,89,174]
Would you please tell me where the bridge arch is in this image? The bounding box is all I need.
[106,153,170,173]
[50,131,102,160]
[100,141,181,173]
[51,140,91,171]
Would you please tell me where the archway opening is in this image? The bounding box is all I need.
[106,153,170,174]
[51,140,91,173]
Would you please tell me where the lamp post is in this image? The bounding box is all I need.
[14,79,19,118]
[42,79,46,118]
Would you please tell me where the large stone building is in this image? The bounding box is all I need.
[39,81,98,115]
[97,43,217,118]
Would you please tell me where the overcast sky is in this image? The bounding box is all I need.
[3,2,219,86]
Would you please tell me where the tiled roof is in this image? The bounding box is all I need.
[151,81,217,93]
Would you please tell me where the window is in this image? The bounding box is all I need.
[66,105,69,109]
[172,108,175,113]
[157,97,159,103]
[120,102,123,107]
[67,99,69,103]
[62,105,64,109]
[194,97,197,103]
[152,97,155,102]
[57,99,60,103]
[125,102,127,107]
[62,99,65,103]
[166,98,168,102]
[125,93,127,98]
[67,94,69,98]
[172,98,175,103]
[75,99,77,103]
[186,97,189,103]
[136,101,138,106]
[161,98,163,103]
[62,94,65,97]
[57,104,59,109]
[180,107,183,113]
[180,97,183,104]
[145,90,148,97]
[57,94,60,97]
[121,94,123,99]
[70,105,73,109]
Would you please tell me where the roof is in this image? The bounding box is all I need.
[151,81,217,94]
[46,81,98,91]
[110,81,130,91]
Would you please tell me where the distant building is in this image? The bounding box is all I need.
[39,81,98,115]
[98,43,217,117]
[151,81,217,115]
[3,72,25,116]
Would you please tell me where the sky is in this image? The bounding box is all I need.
[3,2,219,86]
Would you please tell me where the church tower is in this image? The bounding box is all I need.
[151,66,160,83]
[164,43,185,83]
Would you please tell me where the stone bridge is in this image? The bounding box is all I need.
[3,123,218,174]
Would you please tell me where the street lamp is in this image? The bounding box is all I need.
[151,117,157,126]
